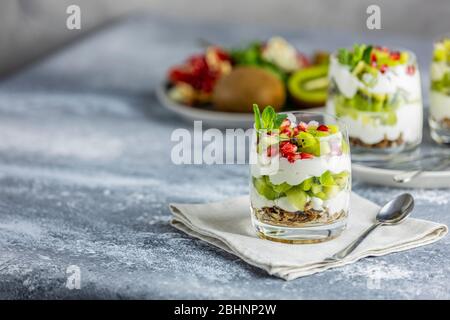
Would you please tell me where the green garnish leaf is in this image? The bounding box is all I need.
[362,45,373,64]
[253,104,262,130]
[261,105,276,129]
[274,113,288,128]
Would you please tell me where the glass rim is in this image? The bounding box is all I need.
[329,46,418,65]
[254,110,348,137]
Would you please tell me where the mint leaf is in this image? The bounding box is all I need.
[261,105,276,129]
[253,104,262,130]
[274,113,288,128]
[362,45,373,64]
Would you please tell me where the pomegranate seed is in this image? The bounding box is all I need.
[406,65,416,75]
[380,64,388,74]
[297,122,308,132]
[266,146,278,157]
[370,53,377,63]
[280,119,291,131]
[390,51,401,60]
[317,125,329,132]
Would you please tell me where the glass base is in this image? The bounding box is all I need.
[251,215,347,244]
[429,117,450,145]
[350,142,420,162]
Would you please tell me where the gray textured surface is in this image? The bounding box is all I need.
[0,15,449,299]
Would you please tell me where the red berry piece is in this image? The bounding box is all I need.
[266,146,278,157]
[390,51,401,61]
[286,153,301,163]
[380,64,388,74]
[297,122,308,132]
[300,152,314,159]
[280,142,297,157]
[317,124,329,132]
[370,53,377,63]
[406,65,416,75]
[280,119,291,131]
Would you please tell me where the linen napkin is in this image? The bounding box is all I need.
[169,193,447,280]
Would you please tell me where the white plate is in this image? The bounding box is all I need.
[156,82,324,128]
[352,163,450,188]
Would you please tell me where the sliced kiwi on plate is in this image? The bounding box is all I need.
[288,64,329,107]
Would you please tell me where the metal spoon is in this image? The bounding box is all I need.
[393,157,450,183]
[325,193,414,262]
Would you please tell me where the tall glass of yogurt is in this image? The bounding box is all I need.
[250,111,351,243]
[429,36,450,144]
[326,45,423,160]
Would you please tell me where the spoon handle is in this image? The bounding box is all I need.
[326,222,381,261]
[393,169,423,183]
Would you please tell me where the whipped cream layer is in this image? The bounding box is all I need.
[251,153,351,186]
[327,100,422,145]
[329,56,422,100]
[430,91,450,121]
[250,186,349,214]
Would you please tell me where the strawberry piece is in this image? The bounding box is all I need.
[280,142,297,157]
[292,127,299,136]
[406,65,416,75]
[380,64,388,74]
[317,124,329,132]
[287,153,302,163]
[300,152,314,159]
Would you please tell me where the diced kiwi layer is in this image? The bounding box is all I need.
[431,71,450,96]
[252,170,350,211]
[332,88,400,126]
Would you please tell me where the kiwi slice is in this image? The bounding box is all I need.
[288,65,329,107]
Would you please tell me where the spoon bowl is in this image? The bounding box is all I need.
[377,193,414,224]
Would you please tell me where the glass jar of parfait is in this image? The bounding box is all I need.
[326,44,423,160]
[250,105,351,243]
[429,36,450,144]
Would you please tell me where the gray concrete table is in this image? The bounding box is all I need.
[0,14,449,299]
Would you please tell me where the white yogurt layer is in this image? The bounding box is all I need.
[329,55,422,101]
[251,153,351,186]
[327,100,422,145]
[430,91,450,121]
[250,186,349,214]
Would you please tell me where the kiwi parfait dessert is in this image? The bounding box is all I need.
[250,105,351,243]
[429,37,450,144]
[326,44,423,158]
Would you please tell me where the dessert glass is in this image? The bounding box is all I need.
[429,36,450,144]
[326,46,423,160]
[250,111,351,244]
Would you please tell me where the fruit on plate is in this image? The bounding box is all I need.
[230,37,310,81]
[212,66,286,112]
[167,46,232,105]
[288,64,329,107]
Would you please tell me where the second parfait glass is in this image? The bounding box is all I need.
[326,45,423,160]
[250,110,351,244]
[429,36,450,144]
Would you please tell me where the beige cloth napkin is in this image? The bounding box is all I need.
[169,193,447,280]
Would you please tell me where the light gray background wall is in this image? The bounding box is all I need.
[1,0,450,76]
